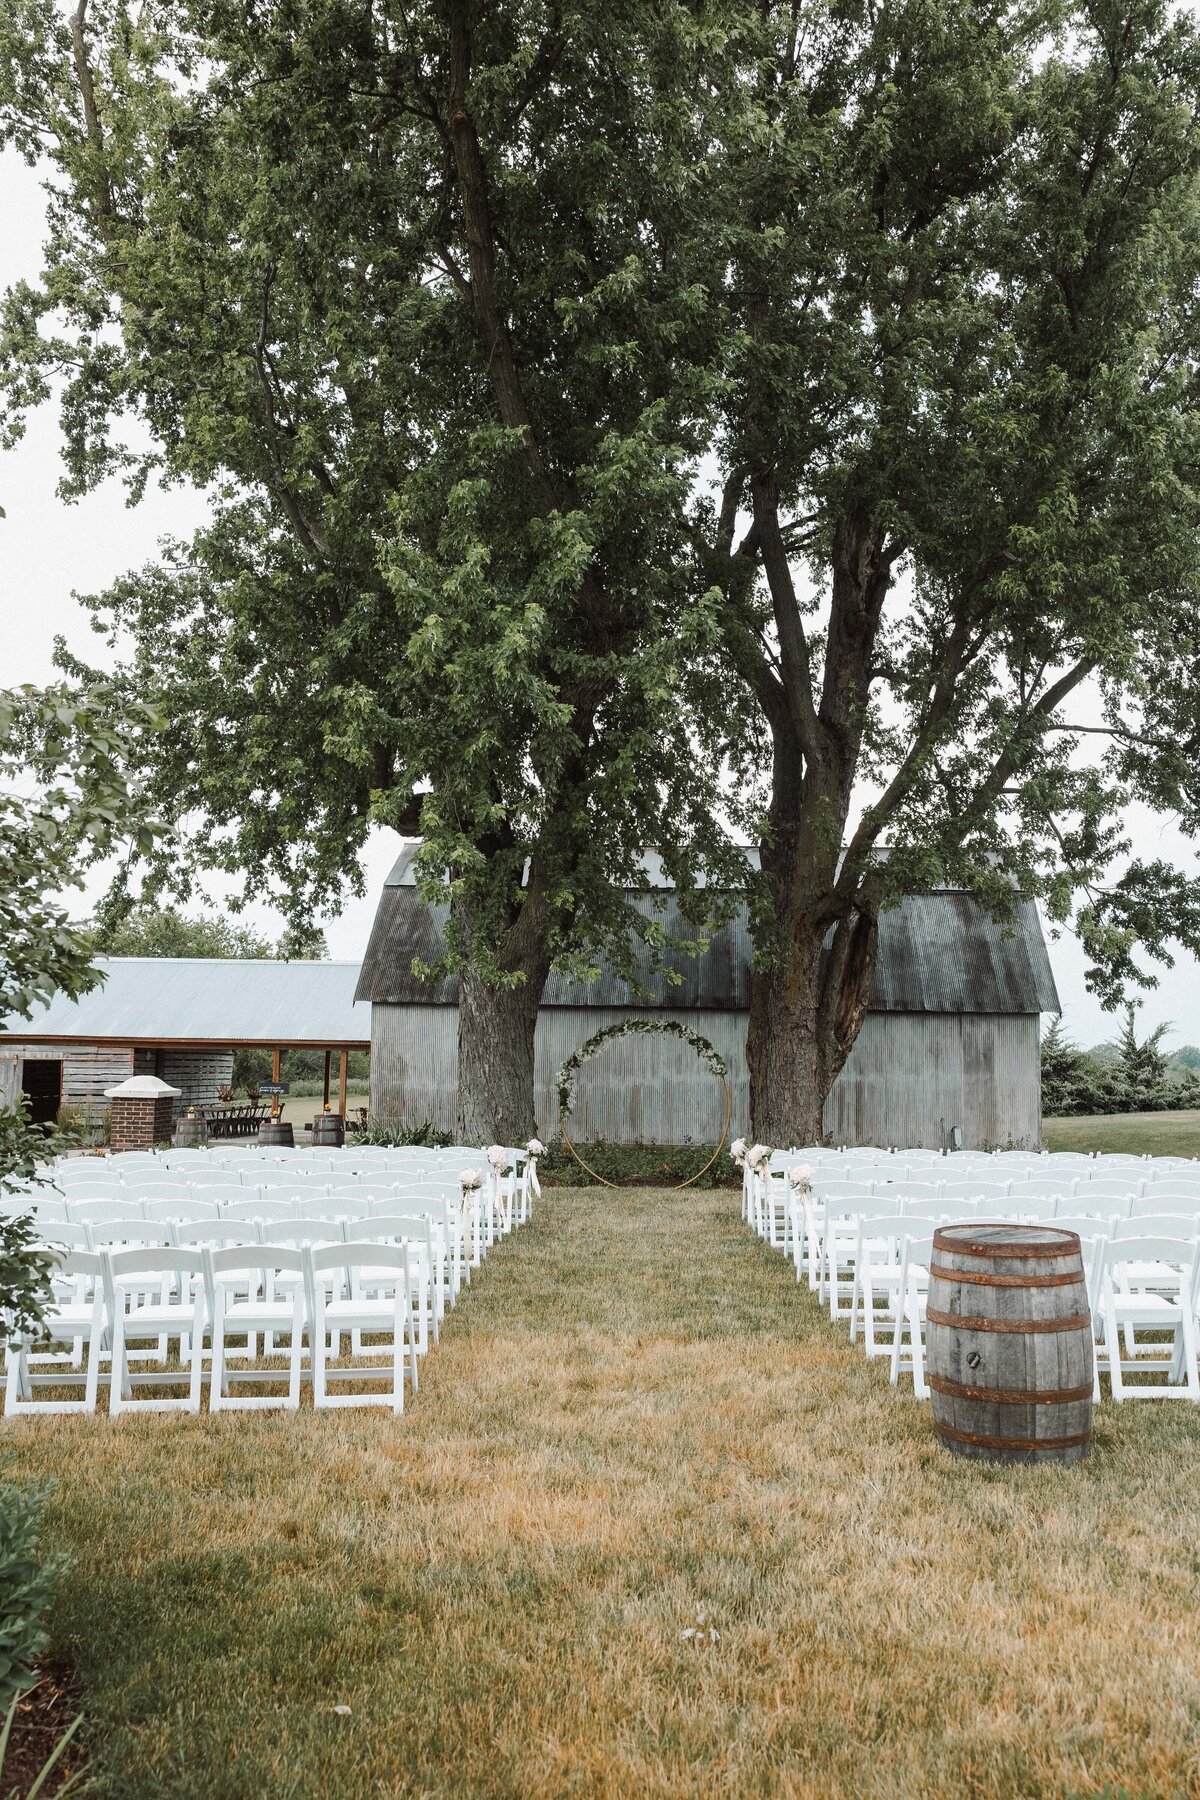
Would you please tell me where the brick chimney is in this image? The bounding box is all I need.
[104,1075,182,1153]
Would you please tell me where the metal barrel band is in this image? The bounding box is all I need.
[935,1419,1092,1454]
[930,1231,1082,1260]
[928,1373,1094,1406]
[925,1307,1093,1334]
[928,1263,1085,1289]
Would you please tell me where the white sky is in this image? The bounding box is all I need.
[3,146,1199,1050]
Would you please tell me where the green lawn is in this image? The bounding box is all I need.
[6,1189,1200,1798]
[1043,1108,1200,1157]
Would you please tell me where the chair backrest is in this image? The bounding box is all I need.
[1102,1233,1196,1268]
[220,1197,297,1222]
[37,1221,91,1253]
[1067,1192,1133,1221]
[189,1183,259,1207]
[1006,1178,1069,1202]
[998,1194,1059,1222]
[85,1219,172,1250]
[106,1245,205,1286]
[307,1196,371,1220]
[887,1182,942,1204]
[48,1248,104,1283]
[1041,1214,1110,1241]
[1113,1214,1199,1240]
[29,1198,69,1226]
[142,1198,220,1223]
[118,1179,194,1200]
[1077,1177,1144,1202]
[260,1222,346,1248]
[316,1241,411,1277]
[369,1214,435,1254]
[900,1198,961,1221]
[937,1180,1010,1203]
[56,1179,124,1201]
[206,1244,305,1281]
[1129,1192,1200,1218]
[70,1198,148,1224]
[172,1220,261,1249]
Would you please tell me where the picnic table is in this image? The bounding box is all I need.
[198,1102,271,1140]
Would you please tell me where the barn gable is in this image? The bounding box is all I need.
[356,848,1060,1017]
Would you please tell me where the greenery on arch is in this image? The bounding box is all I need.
[555,1019,728,1125]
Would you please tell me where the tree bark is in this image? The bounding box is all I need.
[455,957,546,1144]
[746,899,879,1147]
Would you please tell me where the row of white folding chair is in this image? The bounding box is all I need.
[4,1242,421,1417]
[29,1195,465,1316]
[889,1235,1200,1405]
[33,1213,440,1349]
[833,1215,1200,1405]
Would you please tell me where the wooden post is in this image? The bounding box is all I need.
[271,1047,281,1118]
[338,1048,349,1118]
[323,1049,332,1110]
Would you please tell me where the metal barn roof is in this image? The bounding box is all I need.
[357,861,1060,1016]
[1,959,370,1048]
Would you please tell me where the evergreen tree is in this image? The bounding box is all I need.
[1040,1016,1093,1118]
[1112,1005,1175,1112]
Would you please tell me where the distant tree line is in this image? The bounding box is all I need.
[1042,1010,1200,1117]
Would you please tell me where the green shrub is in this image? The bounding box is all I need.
[355,1117,452,1149]
[539,1138,740,1189]
[0,1483,61,1709]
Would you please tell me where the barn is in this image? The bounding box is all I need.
[357,849,1061,1150]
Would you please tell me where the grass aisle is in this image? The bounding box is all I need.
[8,1190,1200,1799]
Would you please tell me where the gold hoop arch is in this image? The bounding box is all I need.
[558,1040,732,1192]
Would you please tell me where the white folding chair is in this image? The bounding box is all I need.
[889,1232,936,1399]
[205,1246,307,1411]
[363,1214,438,1350]
[848,1213,908,1357]
[4,1251,106,1415]
[1100,1237,1200,1402]
[105,1248,207,1415]
[308,1243,418,1413]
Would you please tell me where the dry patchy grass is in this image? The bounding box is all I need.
[5,1189,1200,1799]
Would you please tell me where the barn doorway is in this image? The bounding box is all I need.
[21,1059,62,1126]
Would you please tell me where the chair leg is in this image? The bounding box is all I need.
[109,1316,129,1416]
[210,1298,228,1412]
[287,1290,305,1409]
[83,1298,104,1414]
[312,1296,327,1408]
[187,1293,205,1413]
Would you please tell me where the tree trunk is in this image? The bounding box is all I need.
[747,930,827,1146]
[746,887,879,1148]
[456,960,545,1144]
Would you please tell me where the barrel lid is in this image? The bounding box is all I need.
[933,1222,1082,1259]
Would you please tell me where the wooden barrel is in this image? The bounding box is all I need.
[257,1120,294,1148]
[927,1224,1093,1466]
[173,1114,208,1147]
[311,1113,346,1148]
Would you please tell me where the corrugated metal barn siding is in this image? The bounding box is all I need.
[370,1005,1042,1149]
[821,1014,1040,1150]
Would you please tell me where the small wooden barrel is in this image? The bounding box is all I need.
[257,1120,294,1148]
[311,1113,346,1148]
[927,1224,1093,1466]
[173,1114,208,1147]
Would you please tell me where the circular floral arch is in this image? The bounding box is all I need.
[554,1018,732,1190]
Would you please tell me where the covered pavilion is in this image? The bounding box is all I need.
[0,958,370,1124]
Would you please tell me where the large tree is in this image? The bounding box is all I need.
[1,0,729,1141]
[695,0,1200,1140]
